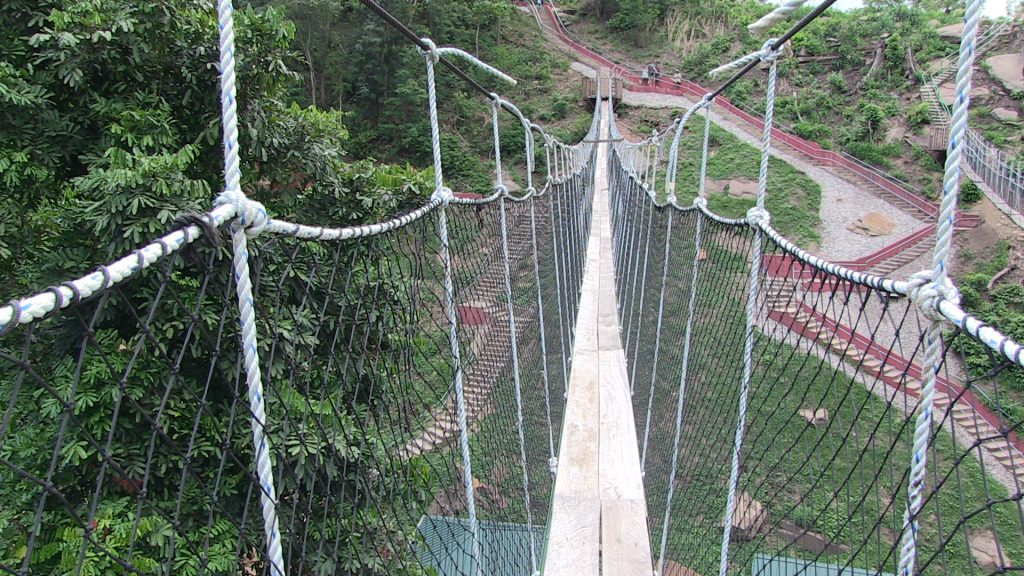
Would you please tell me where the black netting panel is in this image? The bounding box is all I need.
[610,149,1024,576]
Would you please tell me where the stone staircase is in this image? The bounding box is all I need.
[402,202,549,457]
[920,20,1011,149]
[762,278,1024,489]
[865,236,934,277]
[827,165,935,221]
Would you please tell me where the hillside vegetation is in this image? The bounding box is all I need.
[560,0,1023,197]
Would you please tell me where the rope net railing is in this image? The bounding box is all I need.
[0,152,596,576]
[612,172,1024,575]
[0,1,602,574]
[606,1,1024,570]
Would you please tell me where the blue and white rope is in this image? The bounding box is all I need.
[897,0,985,572]
[490,102,540,575]
[421,39,482,576]
[748,0,809,35]
[719,41,779,576]
[214,2,285,575]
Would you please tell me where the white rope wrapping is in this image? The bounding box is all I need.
[214,2,285,574]
[0,206,234,334]
[422,42,482,576]
[718,49,779,576]
[491,100,540,576]
[897,0,984,571]
[748,0,809,35]
[657,107,713,575]
[664,95,712,204]
[709,38,782,79]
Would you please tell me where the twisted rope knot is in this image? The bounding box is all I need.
[526,186,537,196]
[746,206,770,227]
[698,92,715,108]
[431,186,453,204]
[692,196,708,210]
[907,270,960,322]
[419,38,439,62]
[216,190,269,237]
[495,184,510,197]
[759,39,782,62]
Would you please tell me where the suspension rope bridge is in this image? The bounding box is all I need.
[1,1,1023,575]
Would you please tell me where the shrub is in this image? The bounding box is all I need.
[960,178,982,203]
[845,141,900,168]
[907,102,931,128]
[827,72,847,93]
[793,122,831,143]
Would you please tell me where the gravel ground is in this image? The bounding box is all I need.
[570,61,597,78]
[616,89,924,262]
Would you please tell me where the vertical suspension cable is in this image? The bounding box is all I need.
[421,40,482,576]
[628,134,661,395]
[536,136,559,478]
[658,107,712,575]
[641,99,709,468]
[213,3,285,574]
[898,0,983,572]
[718,42,780,576]
[492,100,540,575]
[546,140,571,400]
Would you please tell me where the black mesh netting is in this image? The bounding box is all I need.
[611,147,1024,576]
[0,166,591,575]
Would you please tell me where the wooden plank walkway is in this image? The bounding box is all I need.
[544,97,653,576]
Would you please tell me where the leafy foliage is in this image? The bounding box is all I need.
[0,1,440,573]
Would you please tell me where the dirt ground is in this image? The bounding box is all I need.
[954,195,1024,283]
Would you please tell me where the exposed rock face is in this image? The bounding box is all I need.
[938,82,989,103]
[969,528,1012,572]
[992,107,1020,122]
[726,178,758,200]
[705,179,728,195]
[935,22,964,41]
[847,212,895,237]
[720,491,766,541]
[986,53,1024,92]
[799,407,830,426]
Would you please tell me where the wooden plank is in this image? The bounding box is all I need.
[545,96,651,576]
[544,496,601,576]
[602,499,654,576]
[599,351,645,501]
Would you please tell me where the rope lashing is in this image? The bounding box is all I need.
[214,1,285,575]
[748,0,810,35]
[907,271,961,322]
[708,38,783,79]
[745,206,771,227]
[897,0,982,570]
[214,190,270,237]
[718,40,780,576]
